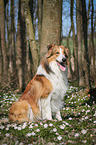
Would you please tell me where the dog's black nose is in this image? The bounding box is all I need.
[62,58,66,62]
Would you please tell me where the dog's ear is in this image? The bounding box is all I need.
[64,47,69,58]
[47,44,55,58]
[47,44,55,50]
[64,46,69,66]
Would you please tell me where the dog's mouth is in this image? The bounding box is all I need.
[56,60,66,71]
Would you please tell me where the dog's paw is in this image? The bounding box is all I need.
[56,110,62,121]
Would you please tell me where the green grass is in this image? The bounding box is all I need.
[0,86,96,145]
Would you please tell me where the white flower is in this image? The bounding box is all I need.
[5,133,10,137]
[66,108,69,110]
[82,109,85,112]
[31,132,35,136]
[63,121,69,126]
[86,110,90,114]
[93,120,96,124]
[40,122,43,125]
[57,135,62,140]
[19,142,24,145]
[44,124,48,128]
[82,140,87,143]
[49,123,53,127]
[93,113,96,116]
[0,125,4,129]
[74,133,80,137]
[60,124,65,129]
[6,127,9,131]
[12,123,17,127]
[69,117,72,120]
[17,127,22,130]
[81,117,84,121]
[85,116,88,119]
[55,132,59,135]
[35,124,38,127]
[22,122,27,128]
[36,129,40,132]
[29,124,33,129]
[14,126,18,129]
[26,133,32,137]
[7,124,11,128]
[81,129,87,134]
[53,128,57,132]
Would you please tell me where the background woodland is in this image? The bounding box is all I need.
[0,0,96,92]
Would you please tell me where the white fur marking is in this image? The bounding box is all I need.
[56,48,66,62]
[28,104,34,121]
[37,52,68,120]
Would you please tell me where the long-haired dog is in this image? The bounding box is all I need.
[9,44,69,122]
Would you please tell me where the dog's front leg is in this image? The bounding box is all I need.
[55,110,62,121]
[40,95,52,120]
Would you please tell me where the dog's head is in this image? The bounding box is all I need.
[47,44,69,71]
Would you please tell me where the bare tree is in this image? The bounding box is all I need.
[38,0,43,48]
[22,0,39,75]
[16,0,27,92]
[71,0,78,81]
[0,0,8,83]
[90,0,96,85]
[76,0,84,86]
[81,0,91,88]
[40,0,62,60]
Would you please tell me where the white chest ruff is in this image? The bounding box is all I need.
[37,61,68,112]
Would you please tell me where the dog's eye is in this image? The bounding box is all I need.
[63,52,66,55]
[56,52,59,54]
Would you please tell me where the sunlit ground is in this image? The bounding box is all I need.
[0,86,96,145]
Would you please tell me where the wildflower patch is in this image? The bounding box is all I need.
[0,86,96,144]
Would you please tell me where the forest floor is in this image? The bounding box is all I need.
[0,85,96,145]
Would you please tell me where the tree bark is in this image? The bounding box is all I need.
[0,0,8,83]
[16,0,27,92]
[71,0,78,81]
[0,30,3,82]
[81,0,91,88]
[22,0,39,75]
[40,0,62,60]
[91,0,96,85]
[38,0,43,49]
[76,0,84,86]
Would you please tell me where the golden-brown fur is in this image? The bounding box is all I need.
[9,75,53,122]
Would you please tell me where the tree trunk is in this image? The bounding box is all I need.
[16,0,27,92]
[38,0,43,49]
[71,0,78,81]
[0,30,3,82]
[0,0,8,83]
[67,30,74,79]
[91,0,96,86]
[76,0,84,86]
[81,0,91,88]
[22,0,39,75]
[40,0,62,60]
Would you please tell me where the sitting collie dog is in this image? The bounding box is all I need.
[9,44,69,122]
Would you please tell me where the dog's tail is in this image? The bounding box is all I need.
[9,100,40,122]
